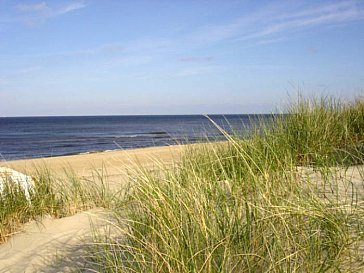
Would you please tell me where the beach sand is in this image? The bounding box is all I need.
[1,145,184,188]
[0,145,363,272]
[0,145,184,272]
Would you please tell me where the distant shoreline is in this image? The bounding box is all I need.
[0,142,177,162]
[0,144,188,180]
[0,114,264,161]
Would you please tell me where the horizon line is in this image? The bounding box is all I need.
[1,113,278,118]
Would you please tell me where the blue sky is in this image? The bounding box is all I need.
[0,0,363,116]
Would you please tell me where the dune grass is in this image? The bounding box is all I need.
[86,95,364,272]
[0,167,118,243]
[0,95,363,271]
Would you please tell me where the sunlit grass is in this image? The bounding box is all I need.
[0,167,118,243]
[1,95,363,272]
[87,95,364,272]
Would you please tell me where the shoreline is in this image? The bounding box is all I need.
[0,114,251,163]
[0,143,183,163]
[1,143,180,162]
[0,143,191,271]
[0,137,219,163]
[0,144,186,183]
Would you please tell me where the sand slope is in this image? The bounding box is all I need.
[0,209,111,273]
[0,145,363,272]
[0,145,183,272]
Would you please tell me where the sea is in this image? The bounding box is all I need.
[0,115,269,161]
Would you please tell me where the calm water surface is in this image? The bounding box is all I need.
[0,115,269,160]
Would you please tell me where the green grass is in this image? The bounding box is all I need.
[273,95,364,166]
[86,95,364,272]
[0,167,118,243]
[1,95,363,272]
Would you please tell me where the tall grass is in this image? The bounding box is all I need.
[273,96,364,166]
[0,167,117,243]
[85,95,364,272]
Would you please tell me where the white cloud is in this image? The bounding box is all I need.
[56,2,87,15]
[249,6,362,38]
[16,2,48,13]
[9,1,88,25]
[190,0,364,46]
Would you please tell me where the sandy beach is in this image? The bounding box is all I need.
[2,0,364,271]
[0,144,363,272]
[1,145,184,187]
[0,145,184,272]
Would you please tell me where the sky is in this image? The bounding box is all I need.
[0,0,363,116]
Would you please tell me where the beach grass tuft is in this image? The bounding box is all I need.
[0,167,117,243]
[87,95,364,272]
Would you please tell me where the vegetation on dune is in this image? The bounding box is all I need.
[274,96,364,166]
[1,95,363,272]
[87,95,364,272]
[0,168,117,243]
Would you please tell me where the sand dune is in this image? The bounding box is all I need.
[0,145,183,272]
[0,208,113,273]
[0,145,363,272]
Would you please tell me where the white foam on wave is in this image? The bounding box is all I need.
[116,135,139,138]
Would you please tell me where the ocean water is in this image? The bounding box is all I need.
[0,115,269,161]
